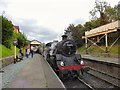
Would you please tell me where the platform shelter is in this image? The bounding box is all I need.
[30,40,41,52]
[82,20,120,53]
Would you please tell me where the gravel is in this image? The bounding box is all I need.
[1,57,32,88]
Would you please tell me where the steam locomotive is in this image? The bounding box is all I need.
[45,35,89,80]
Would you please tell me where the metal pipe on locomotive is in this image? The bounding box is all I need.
[44,35,89,80]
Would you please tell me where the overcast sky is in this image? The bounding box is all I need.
[0,0,119,43]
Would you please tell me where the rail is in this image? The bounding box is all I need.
[78,77,95,90]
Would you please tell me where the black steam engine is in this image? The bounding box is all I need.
[45,35,89,80]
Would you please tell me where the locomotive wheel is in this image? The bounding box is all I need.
[71,70,79,78]
[46,54,50,63]
[78,69,84,78]
[58,70,70,81]
[58,72,65,81]
[81,68,84,75]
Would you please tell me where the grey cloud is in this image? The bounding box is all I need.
[14,18,58,43]
[72,18,86,25]
[0,0,10,16]
[0,0,9,9]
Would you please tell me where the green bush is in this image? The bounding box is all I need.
[2,16,13,48]
[13,32,27,49]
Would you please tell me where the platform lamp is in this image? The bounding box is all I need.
[13,38,18,63]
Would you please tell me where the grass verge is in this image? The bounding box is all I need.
[0,44,20,58]
[78,45,120,54]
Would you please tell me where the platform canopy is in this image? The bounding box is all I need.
[82,20,120,53]
[30,40,41,45]
[82,20,120,38]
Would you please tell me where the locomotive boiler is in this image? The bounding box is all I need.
[46,35,89,80]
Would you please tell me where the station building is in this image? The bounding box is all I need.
[13,26,20,33]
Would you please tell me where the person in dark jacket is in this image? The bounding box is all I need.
[30,49,34,58]
[19,48,23,58]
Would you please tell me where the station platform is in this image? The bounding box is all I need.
[81,54,120,65]
[2,54,65,88]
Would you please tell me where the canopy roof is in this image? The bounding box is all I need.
[30,40,41,45]
[82,20,120,38]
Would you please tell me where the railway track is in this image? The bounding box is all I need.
[47,61,94,89]
[77,77,95,90]
[63,78,93,89]
[48,63,119,89]
[63,70,119,89]
[89,68,120,80]
[81,72,118,88]
[87,68,120,88]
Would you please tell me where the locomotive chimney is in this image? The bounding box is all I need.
[62,35,68,40]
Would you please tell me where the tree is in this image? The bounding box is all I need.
[1,16,28,49]
[2,16,13,48]
[64,24,84,47]
[90,0,119,25]
[89,0,109,25]
[104,5,118,22]
[84,19,101,31]
[0,16,2,44]
[117,1,120,20]
[13,32,27,49]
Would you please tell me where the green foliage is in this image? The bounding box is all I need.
[78,45,120,54]
[1,16,28,58]
[64,24,84,47]
[13,32,27,49]
[89,0,109,20]
[84,19,101,31]
[0,44,19,58]
[109,45,120,54]
[89,0,118,25]
[105,6,118,22]
[0,16,2,44]
[1,16,28,50]
[78,46,86,52]
[2,16,13,48]
[116,2,120,20]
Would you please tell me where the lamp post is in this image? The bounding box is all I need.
[13,38,18,63]
[2,11,5,18]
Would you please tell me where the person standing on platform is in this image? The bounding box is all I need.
[30,49,34,58]
[26,48,30,58]
[19,48,23,58]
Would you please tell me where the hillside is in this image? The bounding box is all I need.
[0,44,20,58]
[78,45,120,54]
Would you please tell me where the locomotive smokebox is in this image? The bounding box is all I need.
[56,39,76,57]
